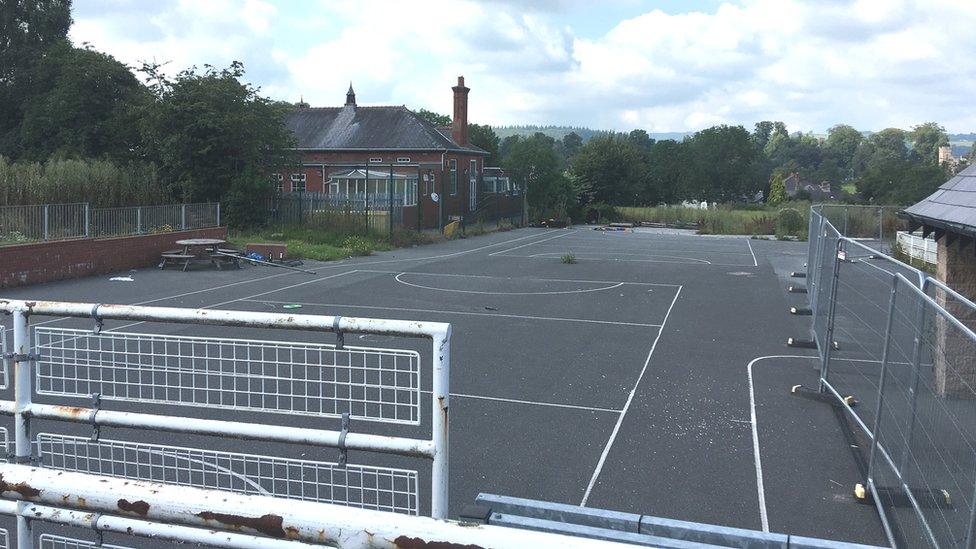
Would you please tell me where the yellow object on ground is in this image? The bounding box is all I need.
[444,220,459,238]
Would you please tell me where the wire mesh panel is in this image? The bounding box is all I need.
[37,433,419,515]
[866,278,976,548]
[39,534,129,549]
[34,328,422,424]
[0,203,87,244]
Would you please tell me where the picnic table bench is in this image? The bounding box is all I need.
[159,239,242,271]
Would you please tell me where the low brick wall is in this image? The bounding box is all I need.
[0,227,228,289]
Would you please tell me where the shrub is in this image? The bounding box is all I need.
[776,207,804,236]
[585,202,620,224]
[561,253,576,264]
[340,236,374,256]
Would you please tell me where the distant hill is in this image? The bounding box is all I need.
[492,125,692,143]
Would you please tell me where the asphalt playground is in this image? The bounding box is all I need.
[0,226,889,547]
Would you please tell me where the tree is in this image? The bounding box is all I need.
[853,128,907,176]
[753,121,787,150]
[0,0,73,156]
[469,123,499,165]
[559,131,583,160]
[18,42,150,160]
[647,139,686,204]
[768,172,787,205]
[570,134,649,205]
[414,108,451,127]
[627,129,654,152]
[139,61,295,224]
[909,122,949,164]
[823,124,862,181]
[502,132,575,219]
[684,125,760,202]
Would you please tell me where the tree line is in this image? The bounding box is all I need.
[1,0,294,225]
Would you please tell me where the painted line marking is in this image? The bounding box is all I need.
[443,392,622,414]
[499,253,755,267]
[528,252,712,264]
[394,272,625,296]
[488,230,574,256]
[356,269,680,287]
[580,285,683,506]
[747,238,758,267]
[244,300,664,328]
[748,354,818,533]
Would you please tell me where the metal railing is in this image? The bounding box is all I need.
[0,299,452,548]
[807,204,976,548]
[897,231,938,265]
[0,203,220,245]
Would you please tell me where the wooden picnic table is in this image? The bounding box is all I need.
[160,238,240,271]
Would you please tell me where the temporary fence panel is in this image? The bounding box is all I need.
[39,535,128,549]
[806,203,976,548]
[0,299,453,549]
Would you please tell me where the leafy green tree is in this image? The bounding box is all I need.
[768,172,786,204]
[647,139,685,204]
[909,122,949,164]
[139,61,295,225]
[560,132,583,159]
[570,134,649,205]
[627,129,654,152]
[753,121,787,150]
[853,128,907,176]
[19,42,149,160]
[502,132,575,219]
[468,123,499,165]
[685,125,760,202]
[0,0,73,156]
[823,124,862,181]
[414,108,451,127]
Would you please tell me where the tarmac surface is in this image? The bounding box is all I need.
[0,226,888,547]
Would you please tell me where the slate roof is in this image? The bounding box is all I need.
[903,163,976,234]
[285,105,487,154]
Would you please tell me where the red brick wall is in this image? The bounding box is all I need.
[0,227,228,289]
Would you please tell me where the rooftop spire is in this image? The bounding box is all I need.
[345,82,356,107]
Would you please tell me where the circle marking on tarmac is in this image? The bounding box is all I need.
[393,272,624,295]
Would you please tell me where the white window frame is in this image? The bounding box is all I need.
[290,173,307,193]
[369,157,383,163]
[397,157,411,163]
[271,173,283,193]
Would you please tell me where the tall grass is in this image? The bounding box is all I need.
[618,203,813,237]
[0,156,170,207]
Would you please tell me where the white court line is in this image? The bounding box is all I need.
[447,392,621,414]
[394,272,625,296]
[245,300,664,328]
[515,243,757,256]
[488,229,574,256]
[528,252,712,265]
[3,228,564,333]
[502,253,755,267]
[747,354,818,533]
[356,269,680,287]
[747,238,758,267]
[580,285,683,507]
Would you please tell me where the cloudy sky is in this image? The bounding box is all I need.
[71,0,976,134]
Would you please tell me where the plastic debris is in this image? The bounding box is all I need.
[282,304,302,309]
[109,276,134,282]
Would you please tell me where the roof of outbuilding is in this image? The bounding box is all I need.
[284,105,487,154]
[903,163,976,233]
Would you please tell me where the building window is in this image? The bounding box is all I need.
[483,176,496,194]
[449,159,457,195]
[469,160,478,211]
[498,177,510,194]
[369,157,383,163]
[396,157,410,163]
[290,173,307,193]
[271,173,283,193]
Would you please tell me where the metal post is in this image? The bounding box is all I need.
[42,204,49,241]
[364,160,370,235]
[216,202,221,227]
[865,275,898,487]
[137,206,142,234]
[430,327,451,519]
[899,282,928,475]
[843,206,849,237]
[181,204,187,231]
[84,203,90,238]
[819,237,844,392]
[878,207,884,250]
[12,308,33,549]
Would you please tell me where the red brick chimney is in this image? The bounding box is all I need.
[451,76,469,146]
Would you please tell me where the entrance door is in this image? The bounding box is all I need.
[469,160,478,212]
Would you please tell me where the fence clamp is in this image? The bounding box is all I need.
[91,303,104,334]
[338,412,350,467]
[333,316,344,350]
[90,512,104,546]
[2,352,39,362]
[90,393,102,442]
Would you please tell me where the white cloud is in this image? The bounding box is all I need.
[69,0,976,133]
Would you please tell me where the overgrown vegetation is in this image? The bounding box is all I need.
[618,203,813,238]
[227,225,393,262]
[0,156,167,206]
[561,253,576,264]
